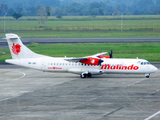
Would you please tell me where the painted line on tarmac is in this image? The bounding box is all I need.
[127,78,147,87]
[144,110,160,120]
[1,71,26,83]
[127,73,158,87]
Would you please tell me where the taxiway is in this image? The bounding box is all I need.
[0,65,160,120]
[1,37,160,48]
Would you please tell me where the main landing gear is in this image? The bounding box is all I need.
[145,73,150,78]
[80,72,92,78]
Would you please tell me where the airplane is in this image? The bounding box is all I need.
[4,33,158,78]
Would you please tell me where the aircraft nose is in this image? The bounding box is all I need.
[152,66,158,72]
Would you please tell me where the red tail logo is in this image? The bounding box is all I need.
[12,43,21,55]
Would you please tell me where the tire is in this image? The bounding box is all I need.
[88,73,92,77]
[80,74,84,78]
[145,74,150,78]
[80,74,86,78]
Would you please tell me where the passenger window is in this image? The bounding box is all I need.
[141,62,143,65]
[144,62,146,65]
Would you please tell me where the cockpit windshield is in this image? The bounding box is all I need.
[141,62,150,65]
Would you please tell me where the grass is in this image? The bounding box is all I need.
[0,43,160,62]
[2,15,160,20]
[1,19,160,29]
[1,30,160,38]
[0,15,160,38]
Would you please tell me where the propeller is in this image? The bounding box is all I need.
[109,49,113,58]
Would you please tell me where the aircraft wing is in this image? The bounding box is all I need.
[64,52,107,65]
[64,57,88,63]
[64,52,108,62]
[89,52,108,58]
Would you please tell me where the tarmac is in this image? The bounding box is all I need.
[1,37,160,119]
[0,65,160,120]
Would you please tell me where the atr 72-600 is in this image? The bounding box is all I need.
[4,34,158,78]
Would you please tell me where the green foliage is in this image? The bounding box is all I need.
[12,12,22,20]
[0,43,160,62]
[0,0,160,16]
[56,14,62,19]
[46,8,50,17]
[0,3,8,14]
[15,6,23,13]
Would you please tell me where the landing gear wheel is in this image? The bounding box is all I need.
[145,74,150,78]
[88,73,92,78]
[80,74,84,78]
[80,74,87,78]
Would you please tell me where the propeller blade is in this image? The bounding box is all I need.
[109,49,113,58]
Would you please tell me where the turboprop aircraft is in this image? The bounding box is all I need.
[4,33,158,78]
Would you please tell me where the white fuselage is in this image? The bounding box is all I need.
[5,33,158,78]
[6,56,158,75]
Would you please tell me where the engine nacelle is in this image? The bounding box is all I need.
[80,57,101,65]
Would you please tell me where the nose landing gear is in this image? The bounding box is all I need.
[145,73,150,78]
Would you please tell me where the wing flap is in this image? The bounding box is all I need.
[89,52,108,57]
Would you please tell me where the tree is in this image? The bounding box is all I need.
[8,8,14,15]
[98,8,105,15]
[133,0,154,13]
[15,6,23,13]
[37,5,50,27]
[50,6,56,16]
[56,14,62,19]
[12,12,23,22]
[26,7,37,16]
[11,6,23,22]
[89,2,102,9]
[45,7,50,26]
[0,4,8,15]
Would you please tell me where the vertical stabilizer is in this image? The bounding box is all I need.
[5,33,43,59]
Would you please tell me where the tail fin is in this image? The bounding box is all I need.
[5,33,43,59]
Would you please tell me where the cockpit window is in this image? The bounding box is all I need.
[141,62,150,65]
[147,62,150,64]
